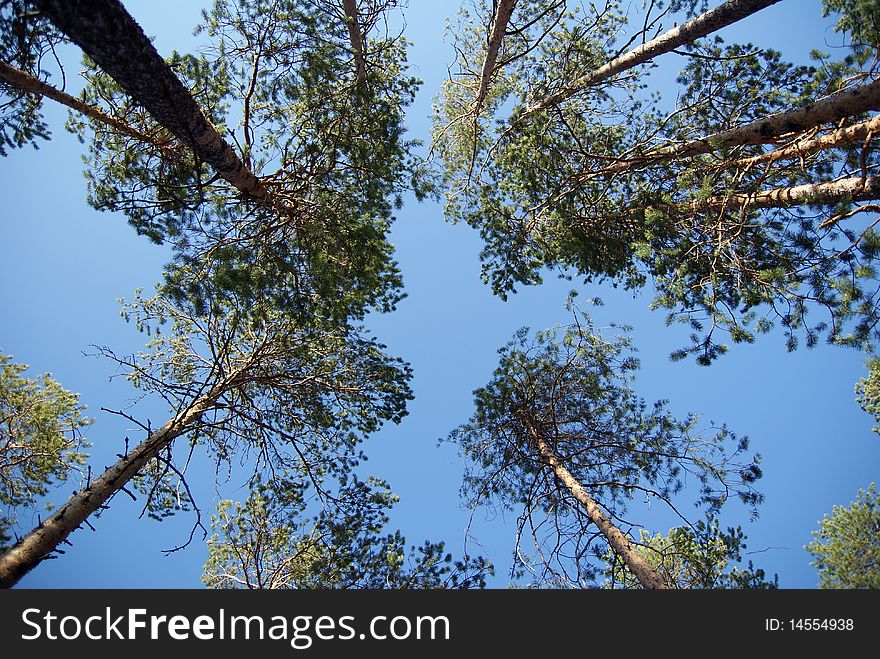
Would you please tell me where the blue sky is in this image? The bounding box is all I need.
[1,0,878,588]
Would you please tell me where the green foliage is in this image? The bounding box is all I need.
[111,281,413,520]
[434,2,637,297]
[67,0,428,323]
[603,517,777,589]
[855,357,880,433]
[8,1,431,569]
[805,484,880,589]
[447,303,762,586]
[0,0,64,154]
[433,1,880,364]
[0,352,91,547]
[203,476,492,589]
[646,40,880,363]
[822,0,880,64]
[68,51,232,246]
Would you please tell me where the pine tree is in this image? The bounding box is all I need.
[0,353,91,549]
[446,303,762,587]
[0,282,414,587]
[204,476,492,589]
[0,0,426,587]
[805,484,880,589]
[434,0,880,363]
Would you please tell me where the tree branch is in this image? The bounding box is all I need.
[596,78,880,177]
[474,0,516,116]
[0,59,180,159]
[342,0,367,82]
[33,0,300,224]
[528,0,781,114]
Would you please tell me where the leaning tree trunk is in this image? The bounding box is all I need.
[0,59,181,159]
[0,377,234,588]
[597,77,880,177]
[526,423,669,589]
[33,0,272,202]
[688,175,880,213]
[528,0,781,114]
[473,0,516,116]
[617,176,880,228]
[732,115,880,169]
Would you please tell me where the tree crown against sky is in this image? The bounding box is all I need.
[0,354,91,549]
[0,0,458,587]
[0,0,878,589]
[804,357,880,589]
[3,0,430,324]
[805,483,880,589]
[204,475,492,589]
[433,0,880,364]
[447,302,762,587]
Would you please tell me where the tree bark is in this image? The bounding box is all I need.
[525,421,669,589]
[342,0,366,82]
[732,115,880,169]
[599,78,880,176]
[33,0,270,201]
[529,0,781,114]
[669,175,880,215]
[0,379,233,588]
[474,0,516,116]
[0,59,180,159]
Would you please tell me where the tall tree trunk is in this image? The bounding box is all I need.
[651,175,880,217]
[33,0,271,201]
[0,59,181,159]
[474,0,516,116]
[342,0,366,82]
[529,0,781,114]
[694,175,880,212]
[598,78,880,177]
[0,378,234,588]
[525,421,669,589]
[732,115,880,169]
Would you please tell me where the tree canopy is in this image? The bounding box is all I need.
[1,0,877,590]
[433,0,880,364]
[0,353,90,549]
[603,517,777,588]
[0,0,435,586]
[805,484,880,589]
[447,303,762,587]
[204,476,491,589]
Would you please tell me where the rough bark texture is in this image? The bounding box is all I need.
[474,0,516,115]
[33,0,268,199]
[0,383,230,588]
[693,175,880,211]
[625,176,880,225]
[527,423,669,589]
[0,59,180,159]
[734,115,880,168]
[530,0,781,113]
[601,77,880,176]
[342,0,366,82]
